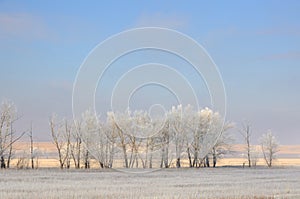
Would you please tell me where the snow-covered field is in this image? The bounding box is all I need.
[1,167,300,198]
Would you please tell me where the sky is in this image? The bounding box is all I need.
[0,0,299,144]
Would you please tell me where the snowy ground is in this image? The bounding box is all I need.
[0,167,300,198]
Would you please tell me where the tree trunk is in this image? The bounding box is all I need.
[164,146,169,168]
[99,161,104,168]
[246,125,251,167]
[84,150,90,169]
[187,147,192,167]
[176,158,181,168]
[1,156,6,169]
[30,123,34,169]
[213,154,217,167]
[7,125,13,169]
[122,144,128,168]
[205,155,210,167]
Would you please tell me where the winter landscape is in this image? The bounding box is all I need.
[1,168,300,198]
[1,1,300,199]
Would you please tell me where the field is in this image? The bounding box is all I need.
[1,167,300,198]
[12,142,300,168]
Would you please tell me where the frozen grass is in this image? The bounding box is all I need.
[0,167,300,198]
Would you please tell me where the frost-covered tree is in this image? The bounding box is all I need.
[50,115,71,169]
[185,107,217,167]
[159,119,172,168]
[0,100,24,169]
[107,110,130,168]
[80,109,101,169]
[170,105,233,168]
[50,105,233,169]
[70,119,82,169]
[82,110,115,169]
[169,105,191,168]
[260,130,279,167]
[107,109,161,168]
[210,124,234,167]
[128,110,148,168]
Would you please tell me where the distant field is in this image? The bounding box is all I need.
[11,142,300,168]
[0,168,300,198]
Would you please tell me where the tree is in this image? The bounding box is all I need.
[107,111,129,168]
[81,110,115,169]
[250,146,260,167]
[240,122,252,167]
[260,130,279,167]
[159,120,172,168]
[169,105,187,168]
[127,110,148,168]
[183,105,199,167]
[47,106,233,170]
[70,119,82,169]
[185,107,224,167]
[100,123,115,168]
[0,100,25,169]
[80,110,102,169]
[210,125,234,167]
[50,115,71,169]
[29,122,34,169]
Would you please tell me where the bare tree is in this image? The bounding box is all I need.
[6,123,14,168]
[70,120,82,169]
[102,123,116,168]
[250,146,260,167]
[210,125,234,167]
[29,122,34,169]
[260,130,279,167]
[240,122,252,167]
[0,100,25,169]
[50,115,71,169]
[107,111,130,168]
[147,136,160,168]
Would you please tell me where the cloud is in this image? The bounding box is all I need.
[0,12,53,40]
[134,13,188,30]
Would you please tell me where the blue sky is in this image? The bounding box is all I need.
[0,0,299,144]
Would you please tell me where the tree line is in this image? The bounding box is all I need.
[0,100,280,169]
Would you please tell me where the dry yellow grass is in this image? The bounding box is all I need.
[11,142,300,168]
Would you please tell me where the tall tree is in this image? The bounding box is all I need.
[70,120,82,169]
[29,122,34,169]
[260,130,279,167]
[50,115,71,169]
[0,100,24,169]
[210,125,234,167]
[169,105,185,168]
[240,122,252,167]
